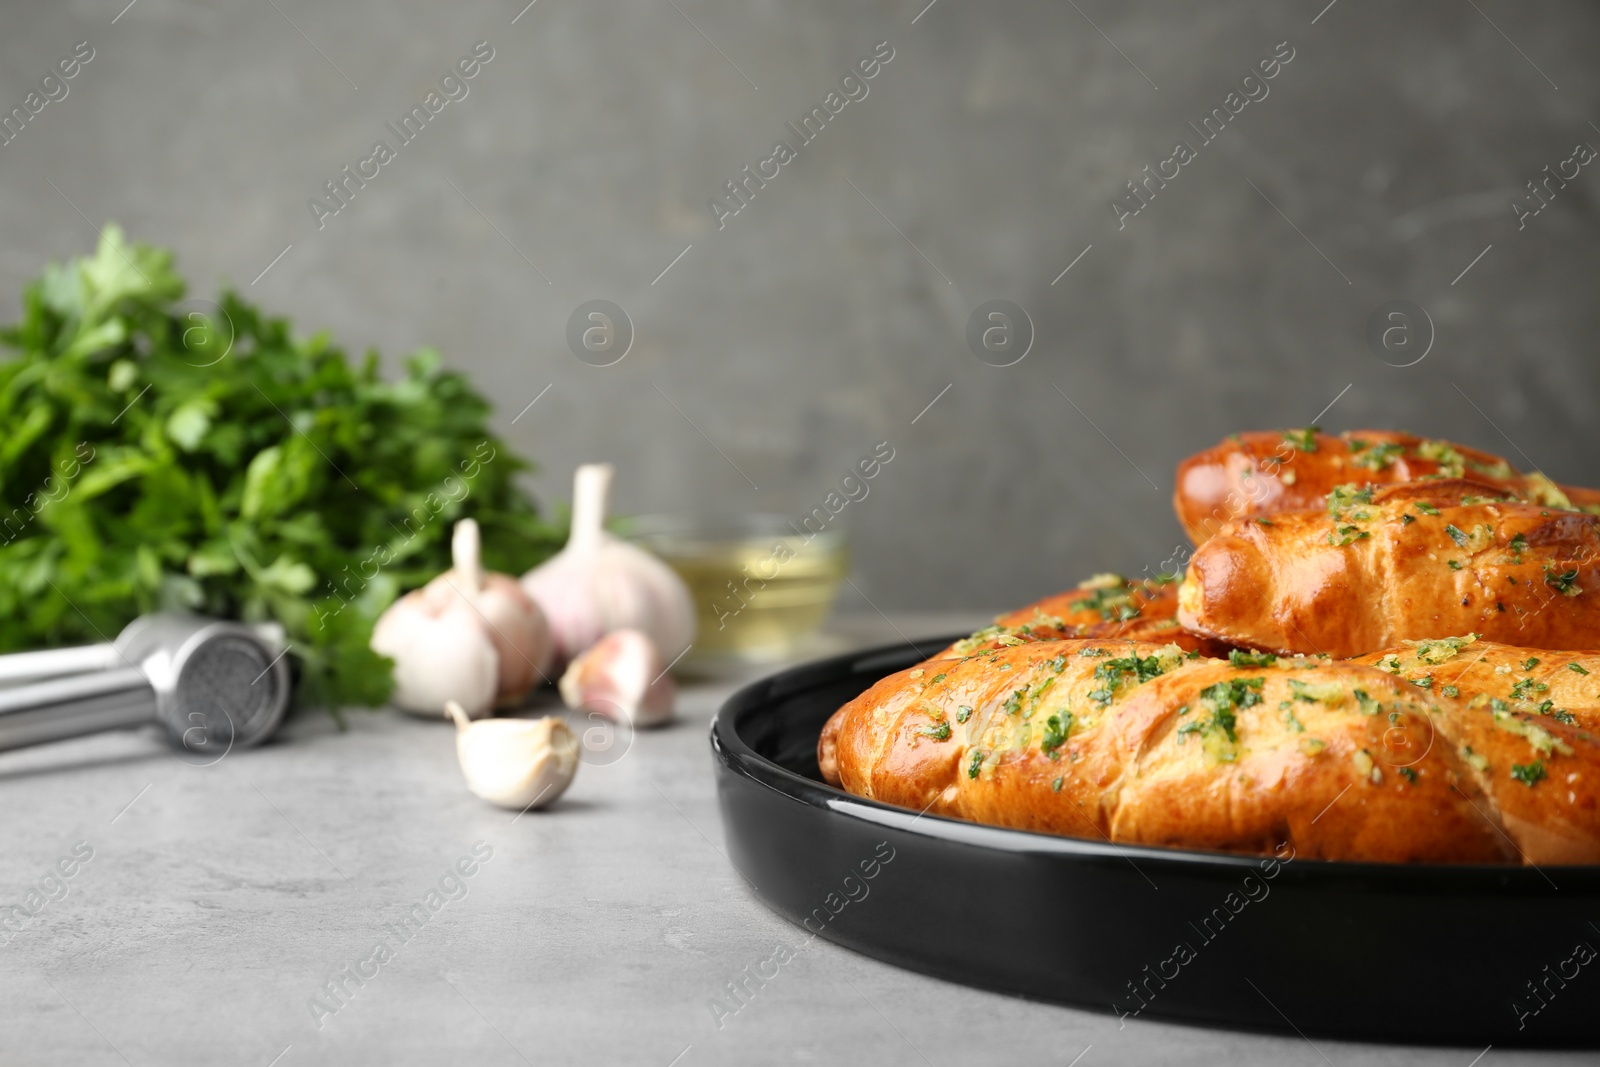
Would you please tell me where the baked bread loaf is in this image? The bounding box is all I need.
[820,639,1600,863]
[1175,429,1600,544]
[1350,636,1600,730]
[1177,479,1600,658]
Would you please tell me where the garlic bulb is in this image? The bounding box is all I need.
[559,628,675,728]
[372,599,499,718]
[445,701,578,810]
[522,464,695,671]
[371,518,553,718]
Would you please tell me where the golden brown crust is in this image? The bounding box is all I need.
[821,640,1600,864]
[1351,637,1600,731]
[932,576,1230,661]
[1177,479,1600,658]
[1174,429,1599,544]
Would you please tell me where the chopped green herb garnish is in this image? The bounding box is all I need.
[1051,776,1064,793]
[956,705,972,723]
[1411,675,1433,690]
[1041,713,1072,757]
[1229,649,1278,668]
[1447,560,1463,570]
[1070,581,1141,622]
[1283,427,1320,452]
[1510,677,1548,700]
[1510,760,1546,787]
[1570,663,1591,676]
[1354,689,1381,716]
[1401,514,1416,525]
[918,721,951,741]
[1545,565,1582,597]
[1416,440,1466,476]
[1327,483,1375,516]
[930,673,947,684]
[1088,654,1169,707]
[1509,532,1527,561]
[1255,517,1274,526]
[1329,523,1371,547]
[1282,707,1305,732]
[1352,442,1403,471]
[1441,685,1459,698]
[1289,678,1346,703]
[967,748,985,779]
[1522,657,1540,671]
[1411,634,1478,664]
[1415,502,1441,516]
[1445,524,1470,547]
[1398,767,1418,784]
[1551,708,1577,726]
[1195,678,1264,742]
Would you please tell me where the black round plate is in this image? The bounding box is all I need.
[710,636,1600,1047]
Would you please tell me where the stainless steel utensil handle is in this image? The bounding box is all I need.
[0,667,157,752]
[0,642,123,686]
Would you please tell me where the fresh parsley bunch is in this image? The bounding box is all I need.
[0,227,562,716]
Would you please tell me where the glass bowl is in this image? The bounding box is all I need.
[624,514,849,674]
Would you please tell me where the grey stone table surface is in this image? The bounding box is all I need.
[0,613,1586,1067]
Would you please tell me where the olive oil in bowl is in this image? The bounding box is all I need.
[627,515,848,673]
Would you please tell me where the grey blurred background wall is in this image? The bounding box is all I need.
[1,0,1596,612]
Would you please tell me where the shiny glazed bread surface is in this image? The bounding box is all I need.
[820,640,1600,863]
[1177,480,1600,658]
[1174,429,1600,544]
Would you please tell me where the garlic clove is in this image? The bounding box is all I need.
[558,628,675,728]
[445,701,578,810]
[372,597,499,719]
[522,464,696,672]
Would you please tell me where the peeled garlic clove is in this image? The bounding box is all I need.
[372,597,499,719]
[446,701,578,810]
[423,518,553,704]
[522,464,695,672]
[559,628,675,728]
